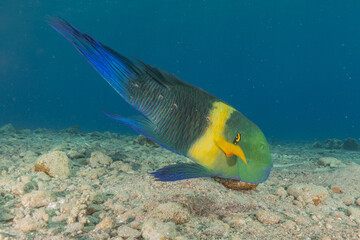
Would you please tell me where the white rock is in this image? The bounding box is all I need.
[318,157,344,168]
[117,225,141,239]
[95,216,115,230]
[257,210,281,224]
[14,215,46,232]
[65,222,84,233]
[88,152,113,168]
[142,218,177,240]
[35,151,71,179]
[347,207,360,219]
[287,184,329,205]
[21,191,53,208]
[150,202,190,224]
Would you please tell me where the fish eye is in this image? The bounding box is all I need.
[260,143,265,151]
[233,133,241,145]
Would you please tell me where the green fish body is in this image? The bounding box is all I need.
[49,17,272,184]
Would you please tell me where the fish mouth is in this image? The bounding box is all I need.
[237,157,273,184]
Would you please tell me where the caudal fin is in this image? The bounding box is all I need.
[47,16,141,100]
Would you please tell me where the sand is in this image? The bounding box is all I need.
[0,123,359,240]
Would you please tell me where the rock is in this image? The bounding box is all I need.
[325,138,342,149]
[312,141,322,148]
[287,184,329,205]
[12,182,27,195]
[14,215,46,232]
[343,138,359,151]
[356,198,360,206]
[61,126,80,134]
[331,186,341,193]
[87,204,103,215]
[117,225,141,239]
[342,195,355,206]
[318,157,344,168]
[68,150,86,160]
[275,187,287,198]
[150,202,190,224]
[35,171,51,181]
[111,161,134,173]
[282,220,297,230]
[21,191,53,208]
[0,123,15,133]
[65,222,84,233]
[141,218,177,240]
[90,192,106,204]
[94,216,115,230]
[35,151,71,179]
[88,152,112,168]
[256,210,281,224]
[0,207,14,222]
[347,207,360,219]
[135,135,158,147]
[33,208,49,222]
[224,214,247,227]
[201,219,230,237]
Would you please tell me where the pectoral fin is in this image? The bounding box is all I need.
[215,136,247,165]
[151,163,217,181]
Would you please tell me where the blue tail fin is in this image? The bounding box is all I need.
[47,16,140,99]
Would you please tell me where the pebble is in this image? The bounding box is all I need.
[347,207,360,219]
[65,222,84,233]
[0,123,15,133]
[14,215,46,232]
[224,214,247,227]
[356,198,360,206]
[67,149,85,159]
[35,171,51,181]
[201,219,230,237]
[141,218,177,240]
[275,187,287,198]
[94,216,115,230]
[35,151,71,179]
[150,202,190,224]
[21,191,53,208]
[12,182,27,195]
[342,195,355,206]
[88,151,113,168]
[331,186,341,193]
[33,208,49,222]
[287,184,328,205]
[318,157,344,168]
[256,210,281,224]
[282,220,297,230]
[117,225,141,239]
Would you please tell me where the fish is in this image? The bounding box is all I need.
[48,16,272,184]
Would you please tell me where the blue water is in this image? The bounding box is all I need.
[1,1,359,141]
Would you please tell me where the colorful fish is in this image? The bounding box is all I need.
[48,17,272,184]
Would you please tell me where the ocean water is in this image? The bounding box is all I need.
[1,2,360,239]
[1,1,360,141]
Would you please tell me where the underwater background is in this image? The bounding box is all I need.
[1,0,360,141]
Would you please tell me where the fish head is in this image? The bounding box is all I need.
[220,110,273,184]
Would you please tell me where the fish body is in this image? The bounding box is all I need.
[49,17,272,184]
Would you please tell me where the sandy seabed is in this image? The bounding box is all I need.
[0,123,359,240]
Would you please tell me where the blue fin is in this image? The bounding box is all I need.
[102,110,157,139]
[151,163,219,181]
[47,16,140,100]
